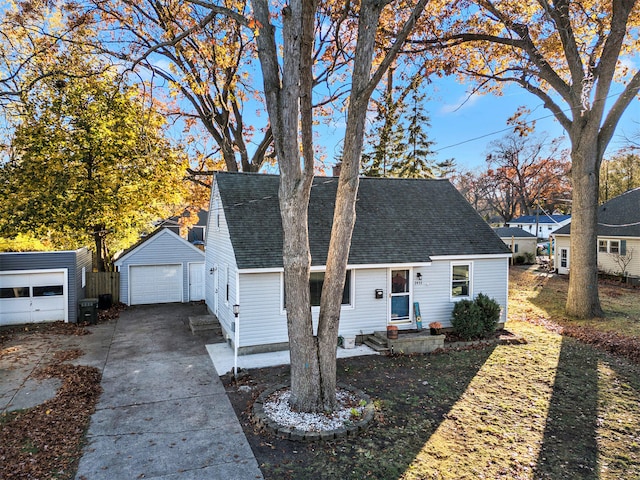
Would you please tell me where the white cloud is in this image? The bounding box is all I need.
[440,92,482,114]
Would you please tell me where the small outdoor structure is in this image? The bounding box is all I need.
[204,172,512,355]
[0,247,93,325]
[114,228,205,305]
[493,227,537,261]
[553,187,640,279]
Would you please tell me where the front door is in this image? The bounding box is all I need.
[389,269,411,324]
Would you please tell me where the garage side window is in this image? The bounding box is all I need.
[1,287,29,298]
[33,285,64,296]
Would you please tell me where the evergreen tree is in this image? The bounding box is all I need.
[391,88,436,178]
[361,78,406,177]
[361,73,444,178]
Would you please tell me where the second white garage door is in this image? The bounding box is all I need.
[129,265,182,305]
[0,270,67,325]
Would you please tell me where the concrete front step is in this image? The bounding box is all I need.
[369,330,445,354]
[188,315,221,335]
[363,336,390,354]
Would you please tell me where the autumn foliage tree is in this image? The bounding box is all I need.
[420,0,640,318]
[484,132,571,221]
[0,63,189,270]
[85,0,273,175]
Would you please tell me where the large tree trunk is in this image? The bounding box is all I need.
[252,0,429,412]
[280,179,321,411]
[252,0,321,411]
[93,225,106,272]
[316,0,386,411]
[565,123,604,318]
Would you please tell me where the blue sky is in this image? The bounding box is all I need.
[318,75,640,172]
[427,78,640,170]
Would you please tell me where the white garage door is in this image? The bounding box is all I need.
[129,264,182,305]
[0,270,67,326]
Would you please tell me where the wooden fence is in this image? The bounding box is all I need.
[86,271,120,304]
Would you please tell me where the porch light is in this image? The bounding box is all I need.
[233,304,240,316]
[416,272,422,280]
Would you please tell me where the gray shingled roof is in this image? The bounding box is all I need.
[215,172,511,270]
[493,227,536,238]
[553,187,640,237]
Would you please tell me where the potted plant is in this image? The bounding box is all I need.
[429,321,442,335]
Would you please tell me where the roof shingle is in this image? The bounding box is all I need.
[553,187,640,237]
[215,172,511,269]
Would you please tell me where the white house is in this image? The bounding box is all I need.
[204,172,512,354]
[114,228,205,305]
[506,214,571,239]
[553,187,640,279]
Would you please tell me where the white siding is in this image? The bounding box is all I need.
[238,272,286,346]
[555,235,640,277]
[554,235,571,274]
[597,237,640,277]
[204,180,239,334]
[115,229,204,305]
[415,258,508,327]
[234,259,509,349]
[336,269,388,336]
[500,237,537,258]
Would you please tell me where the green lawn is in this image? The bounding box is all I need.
[231,267,640,479]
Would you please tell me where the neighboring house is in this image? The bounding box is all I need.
[205,172,512,354]
[155,209,208,244]
[506,214,571,239]
[553,188,640,278]
[114,228,205,305]
[0,248,93,325]
[493,227,537,261]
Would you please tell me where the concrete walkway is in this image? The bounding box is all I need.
[75,303,263,480]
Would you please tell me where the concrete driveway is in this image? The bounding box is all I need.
[75,303,263,480]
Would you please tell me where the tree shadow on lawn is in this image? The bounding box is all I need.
[534,336,599,479]
[228,345,498,480]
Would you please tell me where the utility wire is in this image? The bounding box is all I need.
[434,89,631,153]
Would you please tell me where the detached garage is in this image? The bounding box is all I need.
[114,228,205,306]
[0,248,93,325]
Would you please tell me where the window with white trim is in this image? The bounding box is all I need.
[600,239,624,254]
[451,263,471,299]
[609,240,620,254]
[283,270,352,308]
[598,240,607,253]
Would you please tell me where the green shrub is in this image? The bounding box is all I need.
[475,293,501,335]
[451,294,502,340]
[451,299,484,340]
[514,255,525,265]
[523,252,535,264]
